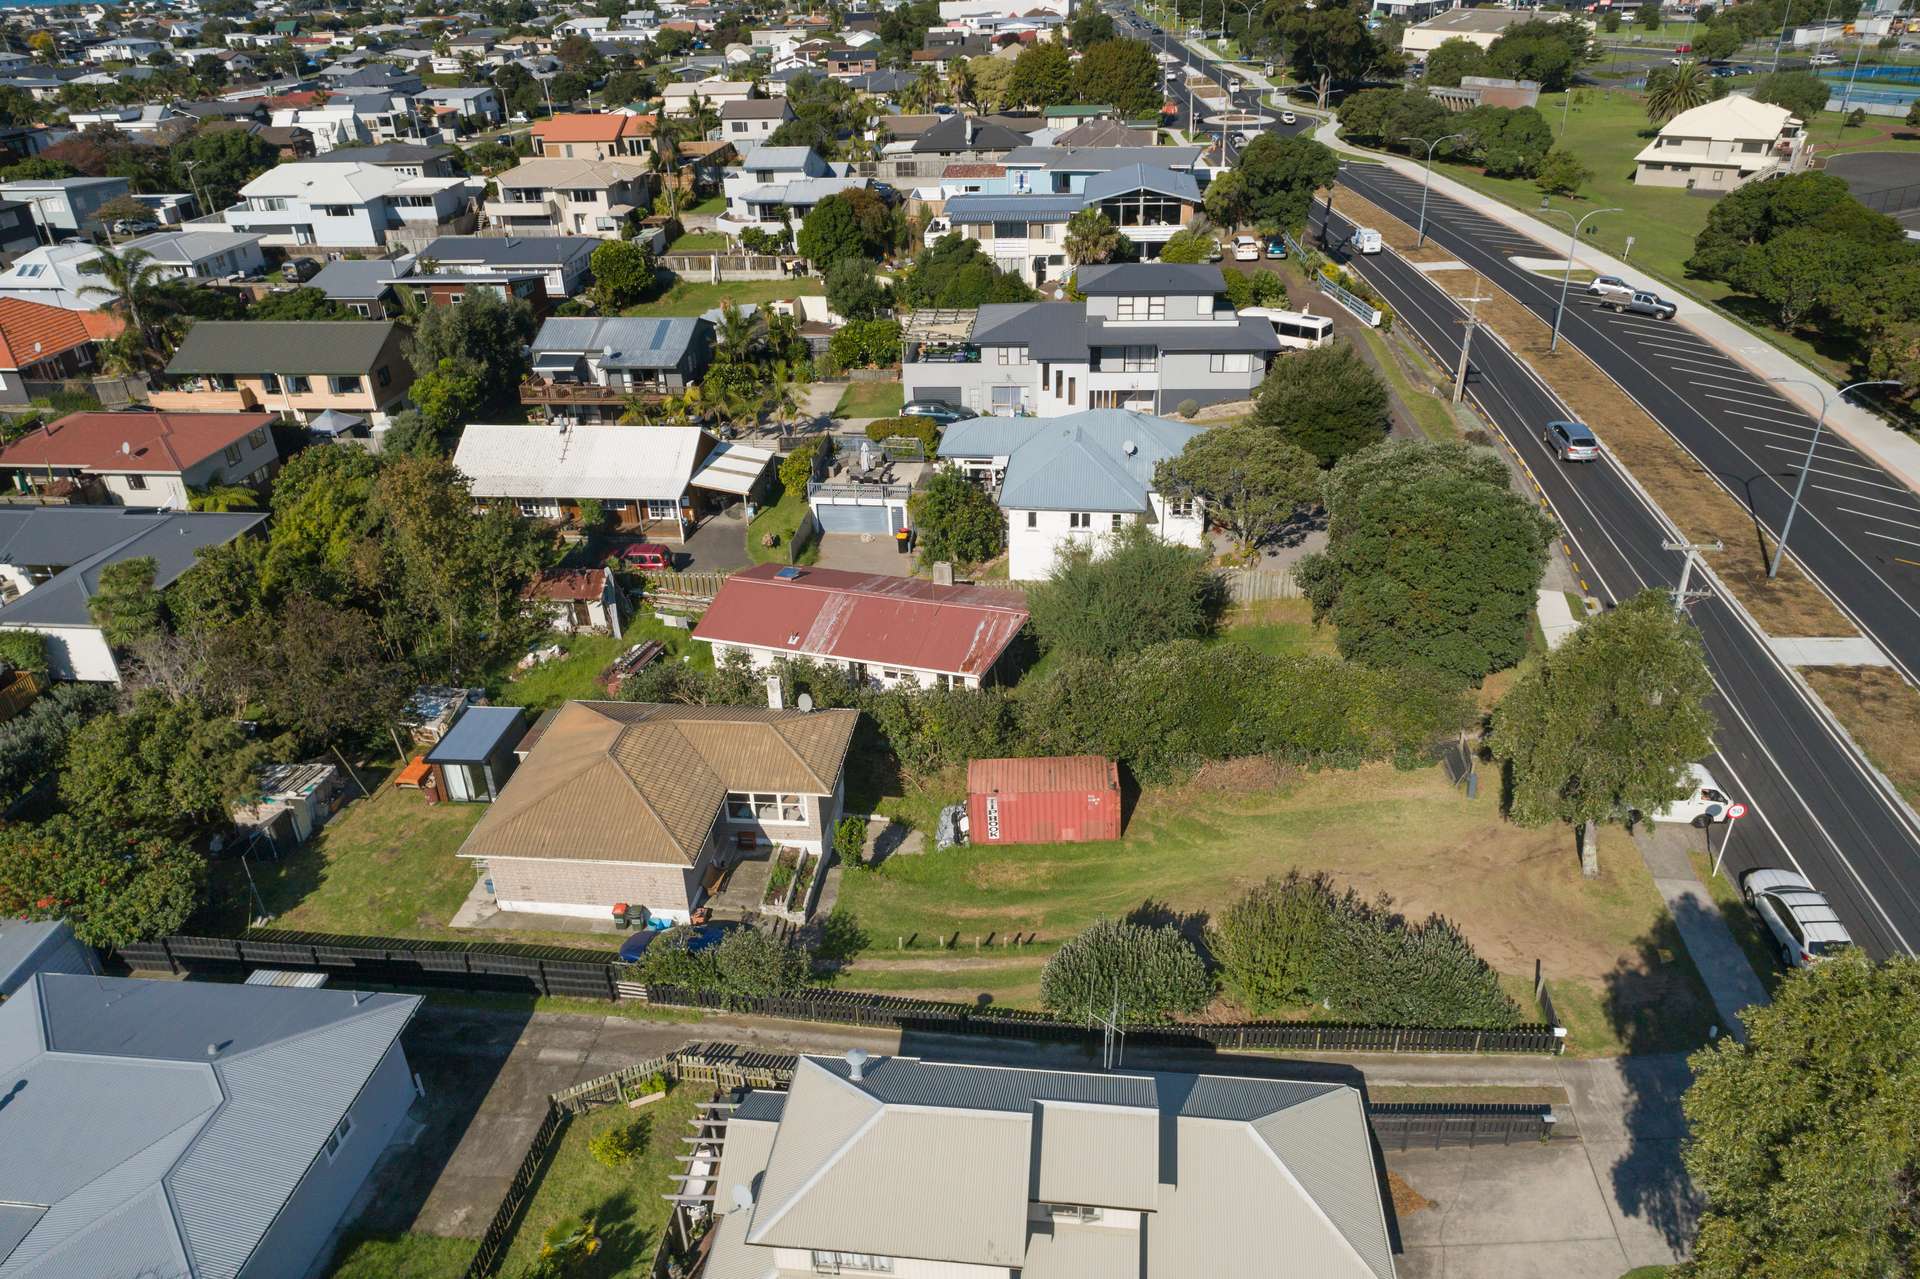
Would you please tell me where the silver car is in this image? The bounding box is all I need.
[1740,868,1853,969]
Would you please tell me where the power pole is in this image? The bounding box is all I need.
[1662,538,1722,616]
[1453,278,1492,404]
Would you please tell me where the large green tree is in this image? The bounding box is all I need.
[1296,439,1555,684]
[169,125,278,209]
[406,286,534,411]
[1645,61,1711,124]
[906,466,1003,567]
[1489,590,1715,876]
[1063,207,1122,266]
[1747,70,1830,122]
[1026,521,1223,660]
[1485,18,1589,92]
[1155,420,1319,554]
[249,286,353,321]
[796,192,871,270]
[1423,36,1489,86]
[1007,41,1072,107]
[1232,133,1339,234]
[0,814,202,948]
[1683,951,1918,1278]
[1248,342,1391,465]
[1070,38,1160,118]
[59,691,265,836]
[589,237,657,311]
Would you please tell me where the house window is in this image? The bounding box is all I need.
[1168,496,1195,518]
[324,1112,354,1162]
[645,498,676,519]
[1111,513,1123,530]
[1121,345,1153,372]
[1069,512,1091,529]
[1116,296,1166,321]
[247,427,267,449]
[224,443,243,466]
[991,220,1024,239]
[726,792,807,823]
[288,375,311,393]
[261,373,280,393]
[1026,510,1036,528]
[377,366,392,387]
[810,1253,893,1274]
[332,375,362,394]
[1209,353,1249,374]
[351,302,372,316]
[127,474,147,490]
[517,499,542,517]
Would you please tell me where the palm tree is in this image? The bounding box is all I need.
[652,118,687,218]
[717,301,758,360]
[187,473,262,512]
[947,60,976,111]
[908,66,940,113]
[1645,62,1709,125]
[1064,208,1122,265]
[78,246,175,368]
[763,375,803,436]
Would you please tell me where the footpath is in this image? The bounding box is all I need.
[1310,118,1920,498]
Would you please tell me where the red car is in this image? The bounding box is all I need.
[620,542,673,571]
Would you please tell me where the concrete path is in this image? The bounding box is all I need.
[1310,119,1920,496]
[1767,635,1894,666]
[1635,825,1771,1042]
[1536,588,1582,650]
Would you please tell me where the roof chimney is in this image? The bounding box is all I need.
[766,674,783,710]
[845,1047,870,1081]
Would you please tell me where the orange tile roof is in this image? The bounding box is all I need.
[0,298,122,371]
[524,568,607,601]
[0,410,274,475]
[533,113,657,143]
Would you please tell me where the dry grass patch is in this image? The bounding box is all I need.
[1417,268,1854,638]
[1800,665,1920,808]
[1387,1171,1435,1216]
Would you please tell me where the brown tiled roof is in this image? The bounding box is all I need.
[942,162,1005,179]
[456,701,857,866]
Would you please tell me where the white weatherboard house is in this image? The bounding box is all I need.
[1634,93,1808,191]
[700,1052,1397,1278]
[938,408,1206,581]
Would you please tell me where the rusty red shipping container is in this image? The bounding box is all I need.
[966,755,1122,846]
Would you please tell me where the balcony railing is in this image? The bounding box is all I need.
[519,378,666,405]
[810,480,913,503]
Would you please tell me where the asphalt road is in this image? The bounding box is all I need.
[1108,5,1314,146]
[1311,189,1920,961]
[1333,163,1920,692]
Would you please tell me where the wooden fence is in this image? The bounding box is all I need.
[1216,565,1302,602]
[464,1096,566,1279]
[643,570,731,608]
[659,253,795,281]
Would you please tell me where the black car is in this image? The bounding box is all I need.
[900,398,971,425]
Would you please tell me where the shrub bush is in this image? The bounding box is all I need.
[778,438,822,495]
[1176,398,1200,418]
[588,1116,649,1167]
[0,630,47,678]
[864,414,939,453]
[1027,521,1224,661]
[1040,918,1213,1023]
[834,814,867,866]
[827,318,901,369]
[1212,872,1519,1027]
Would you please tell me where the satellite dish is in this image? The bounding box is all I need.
[729,1184,754,1213]
[121,441,132,455]
[796,692,813,712]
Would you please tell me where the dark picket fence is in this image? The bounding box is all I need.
[116,932,1564,1055]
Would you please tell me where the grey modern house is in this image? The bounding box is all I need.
[0,974,420,1279]
[902,263,1279,417]
[695,1052,1397,1278]
[521,315,718,422]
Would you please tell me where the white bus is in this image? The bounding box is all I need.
[1241,306,1336,350]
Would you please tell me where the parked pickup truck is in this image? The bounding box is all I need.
[1610,290,1678,320]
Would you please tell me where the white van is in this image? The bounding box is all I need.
[1348,226,1383,255]
[1233,235,1261,261]
[1645,763,1737,827]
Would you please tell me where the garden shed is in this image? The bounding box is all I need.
[966,755,1122,846]
[426,705,528,803]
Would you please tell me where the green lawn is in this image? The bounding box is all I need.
[683,194,726,215]
[834,764,1719,1054]
[497,1092,701,1279]
[833,381,904,419]
[1355,323,1462,442]
[621,279,821,318]
[747,487,819,566]
[489,612,712,713]
[666,231,729,252]
[328,1234,473,1279]
[1219,598,1336,658]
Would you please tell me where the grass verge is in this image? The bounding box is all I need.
[833,380,904,419]
[1796,665,1920,809]
[1688,848,1783,999]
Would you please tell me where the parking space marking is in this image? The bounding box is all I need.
[1635,335,1719,356]
[1764,448,1916,492]
[1675,368,1774,392]
[1724,406,1826,430]
[1840,506,1920,534]
[1739,423,1862,454]
[1863,528,1920,550]
[1812,483,1920,513]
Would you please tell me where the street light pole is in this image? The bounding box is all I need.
[1765,378,1899,578]
[1396,131,1466,247]
[1539,199,1621,353]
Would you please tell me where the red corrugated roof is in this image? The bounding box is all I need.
[0,298,122,371]
[690,563,1027,678]
[0,410,274,474]
[967,755,1118,795]
[524,568,606,601]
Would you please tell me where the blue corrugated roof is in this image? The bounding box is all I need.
[427,704,525,763]
[992,410,1202,513]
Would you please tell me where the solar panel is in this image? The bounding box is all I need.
[775,567,803,580]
